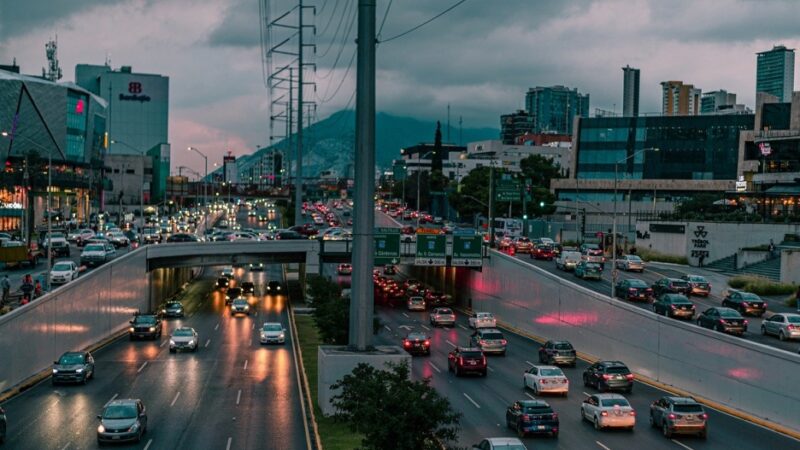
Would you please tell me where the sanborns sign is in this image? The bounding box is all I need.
[119,82,151,103]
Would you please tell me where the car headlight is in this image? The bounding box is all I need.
[161,309,167,314]
[260,332,267,338]
[52,368,58,374]
[98,424,106,433]
[243,305,250,310]
[128,422,140,432]
[76,368,83,373]
[176,308,183,312]
[188,340,195,346]
[129,327,134,333]
[277,286,281,290]
[278,333,285,339]
[170,339,176,346]
[149,327,156,332]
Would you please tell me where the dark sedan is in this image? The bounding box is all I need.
[652,277,691,296]
[653,294,695,320]
[402,332,431,356]
[697,307,748,335]
[217,277,229,288]
[96,399,147,444]
[722,291,768,317]
[531,244,555,260]
[266,280,283,294]
[241,281,255,295]
[166,233,199,242]
[52,351,95,385]
[538,340,576,366]
[616,278,654,302]
[160,301,185,318]
[681,274,711,297]
[506,399,559,438]
[275,230,305,240]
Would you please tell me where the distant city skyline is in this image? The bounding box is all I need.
[2,0,800,175]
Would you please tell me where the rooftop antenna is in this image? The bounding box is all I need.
[105,52,111,68]
[42,36,63,82]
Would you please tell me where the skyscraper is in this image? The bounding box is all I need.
[661,81,701,116]
[525,85,589,135]
[500,110,534,144]
[622,65,640,117]
[756,45,795,102]
[700,90,737,114]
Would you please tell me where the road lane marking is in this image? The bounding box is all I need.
[671,440,695,450]
[463,393,481,409]
[402,312,409,318]
[170,392,181,407]
[458,324,468,330]
[596,442,611,450]
[445,339,457,347]
[143,439,153,450]
[421,324,430,330]
[226,437,232,450]
[160,340,167,348]
[60,443,69,450]
[583,392,592,397]
[252,323,255,329]
[243,359,249,371]
[486,366,495,372]
[108,393,118,403]
[384,325,392,332]
[429,362,441,373]
[525,393,536,400]
[137,362,148,373]
[236,389,242,405]
[525,360,535,366]
[214,323,220,331]
[205,339,211,348]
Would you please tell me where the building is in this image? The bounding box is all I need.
[400,143,468,180]
[756,45,795,102]
[701,90,737,114]
[0,69,107,235]
[525,85,590,135]
[661,81,701,116]
[223,154,238,183]
[514,132,572,147]
[500,110,534,144]
[622,65,640,117]
[75,64,170,206]
[466,140,571,177]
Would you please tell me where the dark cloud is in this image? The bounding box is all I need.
[0,0,129,39]
[206,0,262,47]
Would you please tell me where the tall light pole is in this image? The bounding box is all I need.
[611,147,658,298]
[187,147,208,207]
[110,140,146,230]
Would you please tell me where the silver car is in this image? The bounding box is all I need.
[407,296,426,311]
[96,399,147,444]
[230,297,251,316]
[169,327,198,352]
[470,328,507,355]
[581,393,636,430]
[429,307,456,327]
[617,254,645,272]
[761,313,800,341]
[260,322,286,344]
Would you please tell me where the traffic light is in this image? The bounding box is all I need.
[539,201,545,208]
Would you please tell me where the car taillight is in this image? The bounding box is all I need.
[552,412,558,419]
[744,320,749,325]
[541,379,548,384]
[500,339,507,345]
[403,341,411,347]
[423,340,430,346]
[481,356,487,366]
[629,410,636,416]
[625,374,634,380]
[719,319,727,324]
[629,288,636,292]
[521,414,530,422]
[670,304,676,309]
[741,301,749,307]
[600,411,608,416]
[699,413,708,420]
[602,374,612,380]
[458,357,464,366]
[788,325,796,330]
[763,302,768,308]
[668,413,676,420]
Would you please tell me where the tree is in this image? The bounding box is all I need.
[307,275,380,344]
[331,362,461,450]
[448,166,493,219]
[519,154,562,188]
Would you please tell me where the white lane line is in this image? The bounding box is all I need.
[445,339,457,347]
[582,392,592,397]
[214,323,220,331]
[525,392,536,400]
[671,440,695,450]
[143,439,153,450]
[596,441,611,450]
[205,339,211,348]
[60,443,69,450]
[402,312,409,318]
[525,360,535,366]
[108,393,118,403]
[429,362,441,373]
[384,325,392,332]
[421,324,430,331]
[251,323,255,330]
[236,389,242,405]
[243,359,249,371]
[486,366,495,372]
[137,361,148,373]
[170,391,181,407]
[463,393,481,409]
[226,437,232,450]
[458,324,468,330]
[160,339,167,348]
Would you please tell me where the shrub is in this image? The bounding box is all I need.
[636,248,688,265]
[728,275,797,296]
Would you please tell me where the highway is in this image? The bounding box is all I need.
[1,206,309,450]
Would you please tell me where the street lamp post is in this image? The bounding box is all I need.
[611,147,658,299]
[187,147,208,208]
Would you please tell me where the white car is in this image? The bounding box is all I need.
[221,266,234,278]
[68,229,95,246]
[169,327,198,353]
[407,296,426,311]
[469,312,497,329]
[471,437,527,450]
[50,261,80,285]
[260,322,286,344]
[107,231,130,247]
[523,365,569,396]
[581,393,636,430]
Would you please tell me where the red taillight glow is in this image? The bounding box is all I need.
[458,357,464,365]
[629,410,636,416]
[700,413,708,420]
[625,374,635,380]
[602,374,612,380]
[600,411,608,416]
[668,413,676,420]
[501,339,507,345]
[403,341,411,347]
[521,414,530,422]
[423,340,430,346]
[481,356,487,366]
[552,412,558,419]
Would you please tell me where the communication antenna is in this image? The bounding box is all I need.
[42,36,63,82]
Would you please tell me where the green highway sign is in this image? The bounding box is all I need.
[452,234,483,267]
[415,233,446,266]
[495,190,520,202]
[374,227,400,265]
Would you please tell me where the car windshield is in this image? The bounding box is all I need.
[58,354,84,365]
[103,404,138,420]
[167,302,181,308]
[48,232,65,238]
[228,288,242,296]
[536,245,551,250]
[540,368,563,376]
[263,324,282,332]
[478,313,493,319]
[585,263,601,269]
[460,351,483,358]
[740,293,761,300]
[523,405,552,414]
[233,299,248,305]
[601,398,630,407]
[719,309,741,318]
[627,279,648,288]
[554,342,573,350]
[53,263,72,271]
[437,308,453,315]
[481,332,504,340]
[605,366,629,374]
[671,280,689,287]
[666,296,689,304]
[687,276,706,282]
[173,329,193,337]
[673,404,704,413]
[410,298,424,303]
[787,316,800,324]
[626,256,642,262]
[491,445,526,450]
[133,316,157,324]
[84,244,104,251]
[407,333,428,340]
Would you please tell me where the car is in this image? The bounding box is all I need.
[538,340,577,366]
[469,312,497,329]
[248,210,257,217]
[52,351,95,385]
[582,361,634,393]
[217,277,229,288]
[722,290,768,317]
[141,227,161,244]
[225,287,243,304]
[241,281,255,295]
[249,262,265,271]
[107,231,131,247]
[80,243,116,266]
[0,405,5,444]
[337,263,353,275]
[42,232,71,257]
[96,399,147,444]
[266,280,283,293]
[471,437,527,450]
[513,237,533,254]
[68,228,95,246]
[383,264,396,275]
[221,266,234,278]
[260,322,286,344]
[407,296,426,311]
[166,232,199,243]
[429,307,456,327]
[580,393,636,431]
[523,365,569,396]
[615,278,654,302]
[652,277,691,296]
[681,274,711,296]
[555,251,582,271]
[531,244,555,260]
[761,313,800,341]
[169,327,199,352]
[50,260,80,285]
[128,314,162,340]
[448,347,487,377]
[470,328,507,355]
[574,261,602,280]
[230,297,251,315]
[697,307,748,335]
[580,244,605,265]
[402,332,431,355]
[616,254,645,272]
[424,290,451,306]
[161,301,185,318]
[650,396,708,438]
[653,294,695,320]
[506,400,559,438]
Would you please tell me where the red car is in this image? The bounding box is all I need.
[531,244,555,260]
[448,347,487,376]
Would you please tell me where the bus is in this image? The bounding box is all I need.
[492,218,523,238]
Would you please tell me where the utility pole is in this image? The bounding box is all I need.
[349,0,376,351]
[288,68,294,201]
[295,0,304,226]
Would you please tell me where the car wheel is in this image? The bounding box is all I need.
[779,330,787,341]
[699,427,708,439]
[761,325,767,336]
[594,417,602,430]
[649,413,656,427]
[662,422,672,438]
[583,374,590,387]
[715,324,724,332]
[454,365,460,377]
[517,424,526,438]
[580,407,586,422]
[532,383,539,395]
[169,348,175,353]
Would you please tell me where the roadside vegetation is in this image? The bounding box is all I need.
[635,248,688,265]
[728,275,797,296]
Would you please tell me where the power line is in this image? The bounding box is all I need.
[316,0,341,49]
[377,0,393,39]
[317,0,353,59]
[379,0,469,43]
[316,4,357,80]
[317,46,356,103]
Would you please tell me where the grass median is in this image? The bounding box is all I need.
[294,314,362,450]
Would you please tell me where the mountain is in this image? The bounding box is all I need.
[232,110,499,179]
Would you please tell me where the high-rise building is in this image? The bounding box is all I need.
[661,81,701,116]
[701,90,737,114]
[756,45,795,102]
[500,110,534,144]
[622,65,640,117]
[525,85,590,135]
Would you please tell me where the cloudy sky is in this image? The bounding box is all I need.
[2,0,800,175]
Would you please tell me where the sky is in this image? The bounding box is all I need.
[2,0,800,176]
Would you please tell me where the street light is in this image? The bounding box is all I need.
[611,147,658,299]
[110,140,145,230]
[187,147,208,207]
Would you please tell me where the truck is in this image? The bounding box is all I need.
[0,241,44,269]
